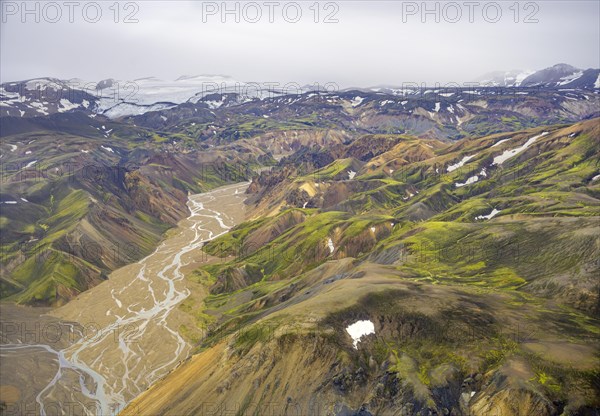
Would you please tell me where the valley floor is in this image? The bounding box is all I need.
[0,182,249,415]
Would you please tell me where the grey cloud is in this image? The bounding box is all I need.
[1,0,598,86]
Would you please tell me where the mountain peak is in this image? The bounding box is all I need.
[476,63,598,89]
[551,63,579,71]
[520,63,597,88]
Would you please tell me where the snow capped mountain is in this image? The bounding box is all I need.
[0,75,320,119]
[1,65,598,120]
[0,77,98,117]
[475,64,600,89]
[0,75,249,119]
[519,63,600,89]
[475,69,535,87]
[118,74,239,105]
[367,64,599,92]
[94,75,247,117]
[472,64,599,89]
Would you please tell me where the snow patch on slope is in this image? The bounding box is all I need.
[493,132,548,165]
[327,238,335,254]
[346,320,375,349]
[447,155,476,172]
[351,96,365,107]
[455,175,479,188]
[475,209,501,220]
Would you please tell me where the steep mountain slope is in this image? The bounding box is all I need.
[0,114,271,305]
[125,119,600,415]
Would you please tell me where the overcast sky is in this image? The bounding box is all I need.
[1,0,599,87]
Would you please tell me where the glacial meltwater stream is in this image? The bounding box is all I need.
[0,182,249,415]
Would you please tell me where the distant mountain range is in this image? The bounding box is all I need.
[1,64,598,121]
[477,63,600,89]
